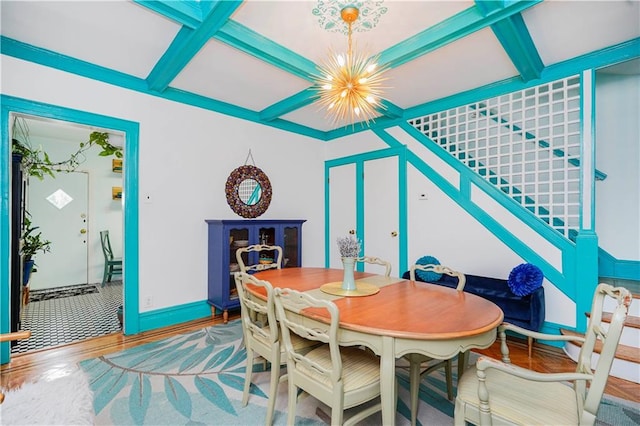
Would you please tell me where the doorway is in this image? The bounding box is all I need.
[10,114,123,353]
[1,94,141,364]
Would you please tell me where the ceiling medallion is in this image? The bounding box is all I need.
[314,4,389,127]
[312,1,388,35]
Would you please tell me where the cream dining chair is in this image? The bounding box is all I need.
[233,272,316,426]
[405,263,467,426]
[454,283,631,426]
[273,287,383,426]
[357,256,392,277]
[236,244,283,273]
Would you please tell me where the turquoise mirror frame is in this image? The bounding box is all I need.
[225,165,272,218]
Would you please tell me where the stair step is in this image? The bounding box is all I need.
[587,312,640,329]
[560,328,640,364]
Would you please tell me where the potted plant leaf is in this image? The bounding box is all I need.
[21,213,52,285]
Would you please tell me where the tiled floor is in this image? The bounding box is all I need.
[12,281,123,354]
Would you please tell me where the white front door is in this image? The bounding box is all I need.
[364,156,400,277]
[28,171,89,290]
[328,163,357,268]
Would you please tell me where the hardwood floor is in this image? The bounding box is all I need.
[2,313,638,405]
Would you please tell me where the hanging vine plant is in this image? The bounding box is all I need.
[12,131,123,179]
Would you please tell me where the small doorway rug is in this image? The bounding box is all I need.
[29,284,99,302]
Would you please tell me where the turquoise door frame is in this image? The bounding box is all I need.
[0,95,140,364]
[325,145,408,274]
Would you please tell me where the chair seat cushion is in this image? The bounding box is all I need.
[299,346,380,392]
[456,365,579,425]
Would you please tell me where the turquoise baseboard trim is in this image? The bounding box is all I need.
[598,248,640,281]
[138,300,212,333]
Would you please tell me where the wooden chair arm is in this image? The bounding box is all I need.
[0,330,31,343]
[498,322,585,363]
[499,322,586,343]
[476,356,593,383]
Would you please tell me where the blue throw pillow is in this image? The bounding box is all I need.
[508,263,544,296]
[415,255,442,282]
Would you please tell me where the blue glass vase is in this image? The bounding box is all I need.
[341,257,357,291]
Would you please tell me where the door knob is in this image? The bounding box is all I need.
[349,229,355,235]
[391,231,398,237]
[80,228,87,234]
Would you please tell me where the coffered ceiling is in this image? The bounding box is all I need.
[2,1,639,140]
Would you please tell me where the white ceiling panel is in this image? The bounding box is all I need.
[1,1,181,79]
[524,1,640,66]
[172,39,312,111]
[386,28,517,108]
[233,1,472,63]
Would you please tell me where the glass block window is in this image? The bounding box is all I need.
[409,76,581,238]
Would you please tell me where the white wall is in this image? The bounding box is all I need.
[595,72,640,260]
[2,55,326,313]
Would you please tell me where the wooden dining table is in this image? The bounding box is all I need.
[253,267,504,426]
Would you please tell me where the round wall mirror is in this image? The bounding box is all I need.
[225,165,272,218]
[238,178,261,206]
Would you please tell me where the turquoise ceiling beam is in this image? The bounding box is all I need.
[380,100,404,119]
[378,0,542,69]
[260,90,404,123]
[146,1,242,92]
[0,36,325,141]
[214,20,318,81]
[134,0,204,29]
[260,89,319,122]
[475,1,543,81]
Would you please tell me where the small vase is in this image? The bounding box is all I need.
[341,257,357,291]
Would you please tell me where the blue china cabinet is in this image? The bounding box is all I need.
[205,219,305,322]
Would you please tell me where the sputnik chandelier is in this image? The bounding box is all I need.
[314,4,389,127]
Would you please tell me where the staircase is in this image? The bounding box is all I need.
[561,287,640,384]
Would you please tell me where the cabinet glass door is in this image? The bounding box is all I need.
[257,226,276,266]
[229,226,249,299]
[283,226,299,267]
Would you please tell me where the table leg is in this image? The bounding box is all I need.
[380,336,396,426]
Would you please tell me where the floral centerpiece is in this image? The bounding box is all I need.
[337,235,361,290]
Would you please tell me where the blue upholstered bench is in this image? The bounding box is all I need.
[402,270,545,355]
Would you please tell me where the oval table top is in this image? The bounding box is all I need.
[254,267,504,341]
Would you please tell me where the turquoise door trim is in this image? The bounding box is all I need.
[325,144,407,272]
[0,95,140,364]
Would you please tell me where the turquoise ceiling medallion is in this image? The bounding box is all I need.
[312,1,388,34]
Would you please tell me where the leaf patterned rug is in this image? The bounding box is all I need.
[79,319,640,425]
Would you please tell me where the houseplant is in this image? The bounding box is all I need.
[21,213,52,285]
[12,131,122,180]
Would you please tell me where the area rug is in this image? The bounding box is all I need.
[29,284,99,302]
[79,319,640,425]
[0,369,94,425]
